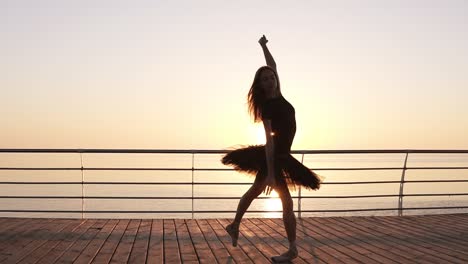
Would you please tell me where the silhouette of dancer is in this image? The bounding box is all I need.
[221,35,321,262]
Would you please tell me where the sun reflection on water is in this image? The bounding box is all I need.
[264,190,282,217]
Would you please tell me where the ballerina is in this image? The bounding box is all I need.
[221,35,321,262]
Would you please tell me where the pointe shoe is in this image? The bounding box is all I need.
[271,246,298,263]
[225,223,239,247]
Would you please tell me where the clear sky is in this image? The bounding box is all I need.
[2,0,467,150]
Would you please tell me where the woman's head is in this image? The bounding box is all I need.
[247,66,281,122]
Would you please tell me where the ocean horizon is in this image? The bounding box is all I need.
[1,151,467,219]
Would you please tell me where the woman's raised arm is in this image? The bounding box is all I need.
[259,35,277,72]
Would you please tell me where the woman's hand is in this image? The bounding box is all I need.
[259,34,268,46]
[264,172,276,195]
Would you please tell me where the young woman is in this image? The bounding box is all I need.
[221,35,321,262]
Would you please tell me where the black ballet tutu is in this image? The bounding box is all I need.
[221,144,321,191]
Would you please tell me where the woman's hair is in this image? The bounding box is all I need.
[247,66,281,122]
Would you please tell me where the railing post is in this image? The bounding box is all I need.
[398,152,409,216]
[191,152,195,219]
[79,152,84,219]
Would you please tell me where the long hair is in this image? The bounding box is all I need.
[247,66,281,122]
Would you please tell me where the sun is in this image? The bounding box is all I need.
[265,190,282,212]
[255,124,266,143]
[246,123,266,144]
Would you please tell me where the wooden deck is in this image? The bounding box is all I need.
[0,214,467,263]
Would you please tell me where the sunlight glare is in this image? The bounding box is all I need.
[247,123,265,144]
[256,124,265,143]
[265,190,282,213]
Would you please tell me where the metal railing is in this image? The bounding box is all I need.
[1,149,468,218]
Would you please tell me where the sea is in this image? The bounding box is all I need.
[1,151,467,219]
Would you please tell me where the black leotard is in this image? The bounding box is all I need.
[262,95,296,154]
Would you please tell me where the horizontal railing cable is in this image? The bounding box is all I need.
[2,148,468,154]
[2,167,468,171]
[0,181,402,185]
[2,180,468,185]
[1,193,468,199]
[2,206,468,214]
[1,148,467,217]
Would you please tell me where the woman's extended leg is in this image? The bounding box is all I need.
[233,172,267,223]
[226,171,267,246]
[271,179,298,262]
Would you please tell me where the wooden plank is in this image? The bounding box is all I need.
[397,214,468,249]
[303,217,399,263]
[0,218,42,255]
[434,213,468,229]
[0,218,50,255]
[355,216,465,264]
[375,215,468,257]
[206,218,253,263]
[127,219,152,264]
[331,216,437,264]
[375,215,468,262]
[299,217,380,263]
[427,215,468,243]
[267,218,353,264]
[35,219,97,263]
[185,219,217,263]
[174,219,198,263]
[146,219,163,264]
[109,219,141,264]
[0,214,466,264]
[400,214,468,237]
[217,218,270,264]
[91,219,130,264]
[249,218,326,264]
[196,219,232,263]
[265,217,348,264]
[0,220,67,263]
[73,219,119,264]
[0,217,26,226]
[429,214,468,233]
[0,218,34,240]
[163,219,181,263]
[321,216,419,263]
[0,218,55,261]
[0,218,10,226]
[263,218,342,263]
[55,219,107,263]
[13,219,84,264]
[245,218,303,263]
[249,218,304,262]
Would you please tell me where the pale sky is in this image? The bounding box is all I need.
[2,0,467,150]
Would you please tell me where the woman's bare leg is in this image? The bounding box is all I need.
[226,171,267,246]
[271,180,298,262]
[277,181,296,242]
[233,175,266,224]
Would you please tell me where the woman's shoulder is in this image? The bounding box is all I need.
[265,95,283,103]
